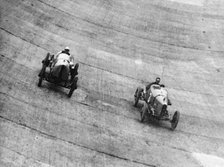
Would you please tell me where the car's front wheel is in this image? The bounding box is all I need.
[68,77,78,98]
[42,53,51,66]
[171,111,180,130]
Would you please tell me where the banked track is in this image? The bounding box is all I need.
[1,0,224,166]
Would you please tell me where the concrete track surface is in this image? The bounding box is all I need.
[1,0,224,166]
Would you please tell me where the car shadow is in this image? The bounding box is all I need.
[37,81,70,98]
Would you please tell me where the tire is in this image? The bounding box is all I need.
[74,63,79,74]
[42,53,50,66]
[140,109,146,122]
[140,102,147,122]
[141,107,147,122]
[171,111,180,130]
[38,76,43,87]
[68,77,78,97]
[134,87,143,107]
[38,65,46,87]
[71,63,79,80]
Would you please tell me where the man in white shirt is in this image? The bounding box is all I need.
[55,47,74,66]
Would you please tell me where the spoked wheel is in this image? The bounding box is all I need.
[74,63,79,74]
[68,77,78,98]
[140,108,146,122]
[134,89,139,107]
[38,53,51,87]
[38,65,46,87]
[140,102,148,122]
[171,111,180,130]
[134,87,143,107]
[38,76,43,87]
[42,53,51,66]
[71,63,79,80]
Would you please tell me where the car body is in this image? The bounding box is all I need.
[38,53,79,97]
[134,84,180,130]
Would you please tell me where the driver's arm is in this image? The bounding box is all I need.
[69,56,74,65]
[70,56,74,62]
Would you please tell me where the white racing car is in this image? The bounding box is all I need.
[134,84,180,130]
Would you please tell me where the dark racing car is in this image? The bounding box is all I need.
[38,51,78,97]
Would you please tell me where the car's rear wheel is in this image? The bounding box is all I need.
[171,111,180,130]
[140,102,148,122]
[38,76,43,87]
[42,53,51,66]
[38,65,46,87]
[68,77,78,97]
[140,109,146,122]
[134,87,143,107]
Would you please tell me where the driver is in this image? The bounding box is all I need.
[55,47,74,66]
[145,77,161,92]
[143,77,161,104]
[56,46,70,56]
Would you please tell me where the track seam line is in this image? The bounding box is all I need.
[0,145,53,166]
[0,62,224,126]
[0,49,222,98]
[0,116,156,167]
[36,0,224,53]
[0,68,136,121]
[1,90,224,146]
[0,91,135,130]
[1,54,224,123]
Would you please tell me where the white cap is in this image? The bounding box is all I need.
[65,46,70,51]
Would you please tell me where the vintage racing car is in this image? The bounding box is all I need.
[134,84,180,130]
[38,52,79,97]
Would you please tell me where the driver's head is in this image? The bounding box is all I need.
[155,77,160,84]
[64,46,70,53]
